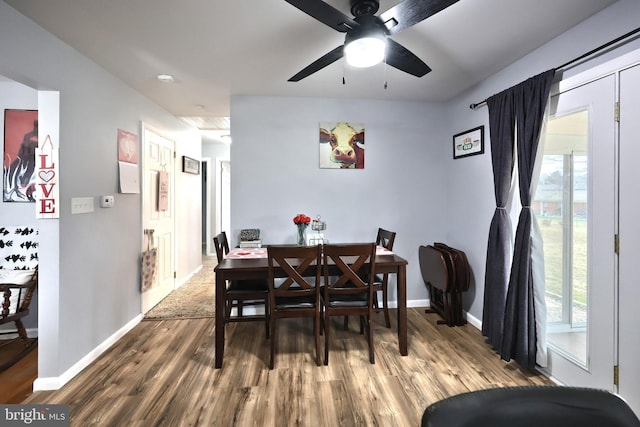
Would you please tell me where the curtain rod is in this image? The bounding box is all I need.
[469,26,640,110]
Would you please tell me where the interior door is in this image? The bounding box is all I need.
[141,123,176,313]
[540,74,616,389]
[618,63,640,415]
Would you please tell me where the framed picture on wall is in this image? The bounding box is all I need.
[319,122,365,169]
[453,126,484,159]
[3,109,39,202]
[182,156,200,174]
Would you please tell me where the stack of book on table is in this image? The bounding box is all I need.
[239,239,262,248]
[239,228,261,248]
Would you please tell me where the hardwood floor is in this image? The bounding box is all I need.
[0,341,37,404]
[20,309,551,426]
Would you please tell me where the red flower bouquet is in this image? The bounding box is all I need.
[293,214,311,225]
[293,214,311,244]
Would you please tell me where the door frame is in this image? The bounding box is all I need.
[541,47,640,395]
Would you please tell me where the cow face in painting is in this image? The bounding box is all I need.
[319,122,364,169]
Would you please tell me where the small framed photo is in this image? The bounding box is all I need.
[182,156,200,174]
[453,126,484,159]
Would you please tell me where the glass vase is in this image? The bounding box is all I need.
[297,224,307,245]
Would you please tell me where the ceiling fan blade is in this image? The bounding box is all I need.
[284,0,358,32]
[380,0,459,35]
[385,39,431,77]
[288,45,345,82]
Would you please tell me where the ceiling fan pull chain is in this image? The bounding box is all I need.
[384,55,388,90]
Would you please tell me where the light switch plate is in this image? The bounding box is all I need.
[71,197,94,214]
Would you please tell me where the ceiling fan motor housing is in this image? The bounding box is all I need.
[350,0,379,17]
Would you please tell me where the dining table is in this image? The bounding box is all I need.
[214,244,409,369]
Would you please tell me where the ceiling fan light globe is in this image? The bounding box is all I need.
[345,37,386,68]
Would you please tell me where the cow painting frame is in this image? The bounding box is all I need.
[319,121,365,169]
[453,126,484,159]
[3,109,39,202]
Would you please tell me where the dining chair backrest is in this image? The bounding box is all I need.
[322,243,377,300]
[213,231,230,263]
[322,243,378,365]
[376,228,396,251]
[267,245,322,300]
[267,244,323,368]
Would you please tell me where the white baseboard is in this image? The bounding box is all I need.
[0,327,38,339]
[33,314,142,391]
[176,264,204,290]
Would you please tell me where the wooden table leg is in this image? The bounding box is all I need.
[397,265,408,356]
[215,270,225,368]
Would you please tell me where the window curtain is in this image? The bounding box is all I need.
[500,69,555,369]
[483,69,555,369]
[482,90,516,350]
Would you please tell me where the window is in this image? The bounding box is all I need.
[534,110,588,366]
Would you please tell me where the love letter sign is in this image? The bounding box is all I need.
[35,133,60,218]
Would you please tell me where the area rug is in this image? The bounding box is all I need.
[144,256,217,320]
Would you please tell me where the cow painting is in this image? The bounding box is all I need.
[319,122,365,169]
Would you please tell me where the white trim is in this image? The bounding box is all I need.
[175,264,203,290]
[558,47,640,94]
[33,314,142,391]
[0,328,38,339]
[203,157,212,256]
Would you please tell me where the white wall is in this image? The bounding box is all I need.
[231,95,449,303]
[0,1,202,382]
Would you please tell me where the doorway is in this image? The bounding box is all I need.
[141,123,176,313]
[537,73,616,389]
[537,50,640,416]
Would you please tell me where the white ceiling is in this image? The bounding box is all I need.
[5,0,617,132]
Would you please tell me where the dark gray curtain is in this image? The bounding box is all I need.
[500,69,555,368]
[482,90,516,349]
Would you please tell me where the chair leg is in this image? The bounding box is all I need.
[382,282,391,328]
[15,319,29,343]
[237,300,244,317]
[269,316,277,370]
[314,312,321,366]
[367,315,375,364]
[324,311,330,365]
[343,316,349,330]
[264,298,270,339]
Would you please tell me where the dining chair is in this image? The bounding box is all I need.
[213,231,270,339]
[267,244,322,369]
[322,243,377,365]
[374,228,396,328]
[344,228,396,330]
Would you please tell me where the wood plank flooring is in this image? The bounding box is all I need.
[21,309,551,426]
[0,342,37,404]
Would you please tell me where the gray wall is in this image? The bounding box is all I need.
[229,0,640,320]
[231,96,449,304]
[443,0,640,321]
[0,1,203,380]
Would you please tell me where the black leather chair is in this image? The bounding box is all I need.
[421,386,640,427]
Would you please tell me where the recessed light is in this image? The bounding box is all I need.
[156,74,175,83]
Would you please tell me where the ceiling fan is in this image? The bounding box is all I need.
[285,0,459,82]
